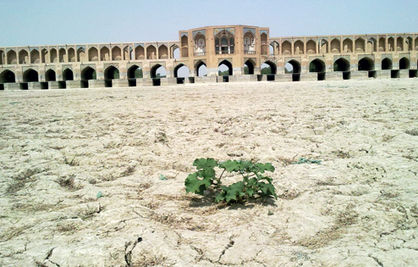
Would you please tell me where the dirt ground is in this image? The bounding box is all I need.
[0,79,417,266]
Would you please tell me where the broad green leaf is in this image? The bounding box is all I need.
[219,160,240,172]
[224,181,245,203]
[215,192,225,203]
[193,158,218,170]
[185,172,211,195]
[259,182,277,199]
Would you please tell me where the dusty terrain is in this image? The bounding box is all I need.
[0,79,417,266]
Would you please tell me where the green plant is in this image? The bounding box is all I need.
[185,158,277,204]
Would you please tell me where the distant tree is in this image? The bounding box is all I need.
[261,67,272,75]
[135,68,143,78]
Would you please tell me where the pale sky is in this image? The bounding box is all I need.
[0,0,417,47]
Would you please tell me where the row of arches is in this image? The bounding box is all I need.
[0,44,180,65]
[0,57,414,85]
[269,35,417,56]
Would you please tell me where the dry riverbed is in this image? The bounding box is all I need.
[0,79,417,266]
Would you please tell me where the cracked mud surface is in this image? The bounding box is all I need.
[0,80,417,266]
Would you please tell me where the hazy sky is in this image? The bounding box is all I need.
[1,0,417,47]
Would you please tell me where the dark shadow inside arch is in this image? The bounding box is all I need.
[358,57,374,71]
[23,69,39,82]
[81,67,96,88]
[195,61,207,77]
[127,65,142,86]
[309,59,325,73]
[218,60,233,76]
[63,69,74,81]
[45,69,56,82]
[104,66,120,87]
[381,58,392,70]
[244,60,255,75]
[0,70,16,83]
[334,58,350,72]
[399,57,410,69]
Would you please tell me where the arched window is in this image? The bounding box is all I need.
[215,30,234,54]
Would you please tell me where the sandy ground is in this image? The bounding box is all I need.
[0,79,417,266]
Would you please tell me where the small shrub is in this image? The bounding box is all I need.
[185,158,277,204]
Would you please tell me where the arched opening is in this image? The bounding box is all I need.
[50,49,58,63]
[194,33,206,57]
[77,48,85,62]
[135,46,145,60]
[41,49,48,63]
[0,50,4,65]
[285,60,300,74]
[19,50,29,64]
[146,45,157,60]
[261,61,276,81]
[244,60,255,75]
[104,66,120,87]
[294,40,304,55]
[381,58,392,70]
[150,64,166,78]
[367,38,377,52]
[172,46,180,59]
[174,64,190,84]
[399,57,410,69]
[343,39,353,53]
[378,38,386,52]
[30,49,40,64]
[244,32,256,54]
[331,39,341,53]
[406,37,413,51]
[0,70,16,83]
[333,58,350,71]
[68,48,75,62]
[127,65,142,86]
[88,47,99,61]
[388,37,395,51]
[309,59,326,80]
[269,44,274,55]
[397,37,404,51]
[282,41,291,55]
[355,38,365,53]
[306,40,316,54]
[45,69,56,82]
[195,61,207,77]
[59,49,66,62]
[127,65,142,79]
[285,60,301,81]
[100,47,110,61]
[7,50,17,64]
[215,30,235,55]
[23,69,39,82]
[218,60,233,76]
[260,33,268,55]
[123,46,130,60]
[111,46,122,60]
[151,64,166,86]
[81,67,96,88]
[181,35,189,57]
[358,57,374,71]
[319,39,328,53]
[63,69,74,81]
[158,45,168,59]
[309,59,325,72]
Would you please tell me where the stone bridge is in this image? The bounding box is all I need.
[0,25,416,89]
